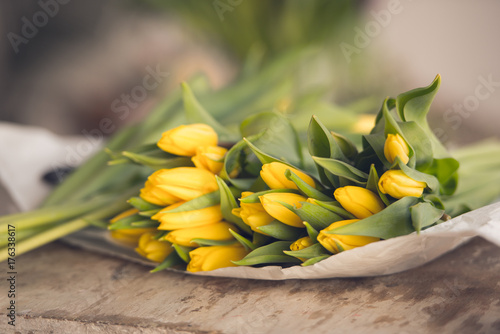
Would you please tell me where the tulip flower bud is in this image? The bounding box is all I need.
[317,219,380,254]
[109,208,156,246]
[164,221,235,247]
[378,170,426,199]
[290,236,314,251]
[260,192,307,228]
[153,202,223,230]
[144,167,218,203]
[192,146,227,174]
[334,186,385,219]
[187,244,249,272]
[384,133,410,164]
[157,123,218,156]
[232,192,275,234]
[260,162,315,190]
[135,232,174,263]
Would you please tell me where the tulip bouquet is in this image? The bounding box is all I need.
[107,74,497,273]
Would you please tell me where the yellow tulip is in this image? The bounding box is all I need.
[232,192,275,234]
[157,123,218,156]
[384,133,410,164]
[109,208,157,246]
[187,244,249,272]
[139,172,181,206]
[164,221,235,247]
[153,202,223,230]
[318,219,380,254]
[144,167,218,202]
[260,162,315,190]
[334,186,385,219]
[135,232,174,263]
[290,236,314,251]
[378,170,426,199]
[192,145,227,174]
[260,192,307,228]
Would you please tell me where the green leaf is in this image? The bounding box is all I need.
[301,255,330,266]
[311,200,356,219]
[291,202,344,231]
[173,244,194,263]
[190,239,237,247]
[312,157,368,185]
[243,138,286,165]
[229,229,256,251]
[120,151,193,170]
[366,164,390,206]
[182,82,237,141]
[130,220,160,228]
[232,241,301,266]
[257,220,306,241]
[304,222,319,242]
[240,111,304,167]
[396,157,440,193]
[422,158,460,195]
[284,243,329,260]
[150,251,184,273]
[284,169,332,201]
[221,134,261,190]
[331,131,358,160]
[308,115,347,161]
[410,202,444,233]
[216,176,252,235]
[162,190,220,213]
[329,196,420,239]
[128,197,163,212]
[108,214,158,230]
[398,121,433,171]
[240,189,301,203]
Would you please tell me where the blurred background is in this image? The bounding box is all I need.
[1,0,499,145]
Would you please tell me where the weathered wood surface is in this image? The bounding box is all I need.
[0,237,499,334]
[1,184,499,334]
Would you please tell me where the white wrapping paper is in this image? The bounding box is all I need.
[1,122,499,280]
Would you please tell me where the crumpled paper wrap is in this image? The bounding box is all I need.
[1,122,499,280]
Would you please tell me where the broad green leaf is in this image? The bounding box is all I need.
[422,158,460,195]
[162,190,220,213]
[108,214,158,230]
[257,220,306,241]
[396,157,440,193]
[331,131,358,160]
[304,222,319,242]
[240,111,304,167]
[398,121,433,171]
[308,116,347,161]
[363,132,391,169]
[284,169,331,201]
[189,239,237,247]
[366,164,390,206]
[290,202,344,231]
[301,255,330,266]
[284,243,329,260]
[173,244,194,263]
[232,241,300,266]
[221,134,261,190]
[312,157,368,185]
[229,229,256,251]
[311,200,356,219]
[120,151,193,170]
[150,252,184,273]
[130,220,160,228]
[216,176,253,235]
[128,197,163,212]
[410,202,444,233]
[244,138,288,165]
[240,189,301,203]
[329,196,420,239]
[182,82,236,141]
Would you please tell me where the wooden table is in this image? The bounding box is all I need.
[1,188,499,333]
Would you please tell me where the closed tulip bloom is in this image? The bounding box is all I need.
[192,146,227,174]
[158,123,218,156]
[260,192,307,228]
[140,173,181,206]
[260,162,315,190]
[187,244,249,272]
[384,133,410,164]
[154,202,223,230]
[232,192,275,234]
[135,232,174,263]
[109,208,156,246]
[334,186,385,219]
[164,221,235,247]
[318,219,380,254]
[290,236,314,251]
[146,167,218,202]
[378,170,426,199]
